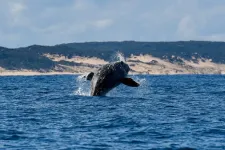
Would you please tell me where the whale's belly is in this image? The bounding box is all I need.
[91,71,125,96]
[91,73,120,96]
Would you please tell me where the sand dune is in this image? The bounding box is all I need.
[1,54,225,76]
[44,54,108,65]
[126,54,225,74]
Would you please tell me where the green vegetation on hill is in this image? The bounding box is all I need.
[0,41,225,70]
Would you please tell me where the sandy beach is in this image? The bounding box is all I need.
[1,54,225,76]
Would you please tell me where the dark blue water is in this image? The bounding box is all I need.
[0,75,225,150]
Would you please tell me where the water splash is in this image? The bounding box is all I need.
[74,52,127,97]
[73,75,90,96]
[129,75,148,98]
[111,51,126,62]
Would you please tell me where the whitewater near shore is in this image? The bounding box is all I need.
[1,54,225,76]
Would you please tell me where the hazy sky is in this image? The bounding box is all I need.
[1,0,225,48]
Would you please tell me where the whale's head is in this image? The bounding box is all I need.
[113,61,130,75]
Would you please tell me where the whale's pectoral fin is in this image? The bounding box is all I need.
[120,78,140,87]
[86,72,94,80]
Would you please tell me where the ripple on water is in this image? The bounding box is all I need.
[0,75,225,149]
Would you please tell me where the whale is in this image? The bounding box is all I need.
[86,61,139,96]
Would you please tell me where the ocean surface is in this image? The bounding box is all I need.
[0,75,225,150]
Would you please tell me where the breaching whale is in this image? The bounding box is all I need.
[86,61,139,96]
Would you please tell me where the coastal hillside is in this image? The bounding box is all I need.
[0,41,225,75]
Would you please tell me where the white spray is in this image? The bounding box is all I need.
[73,75,90,96]
[111,51,126,62]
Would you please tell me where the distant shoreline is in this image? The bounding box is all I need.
[0,71,224,76]
[0,72,80,76]
[1,54,225,76]
[1,41,225,77]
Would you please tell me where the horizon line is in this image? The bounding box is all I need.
[1,40,225,49]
